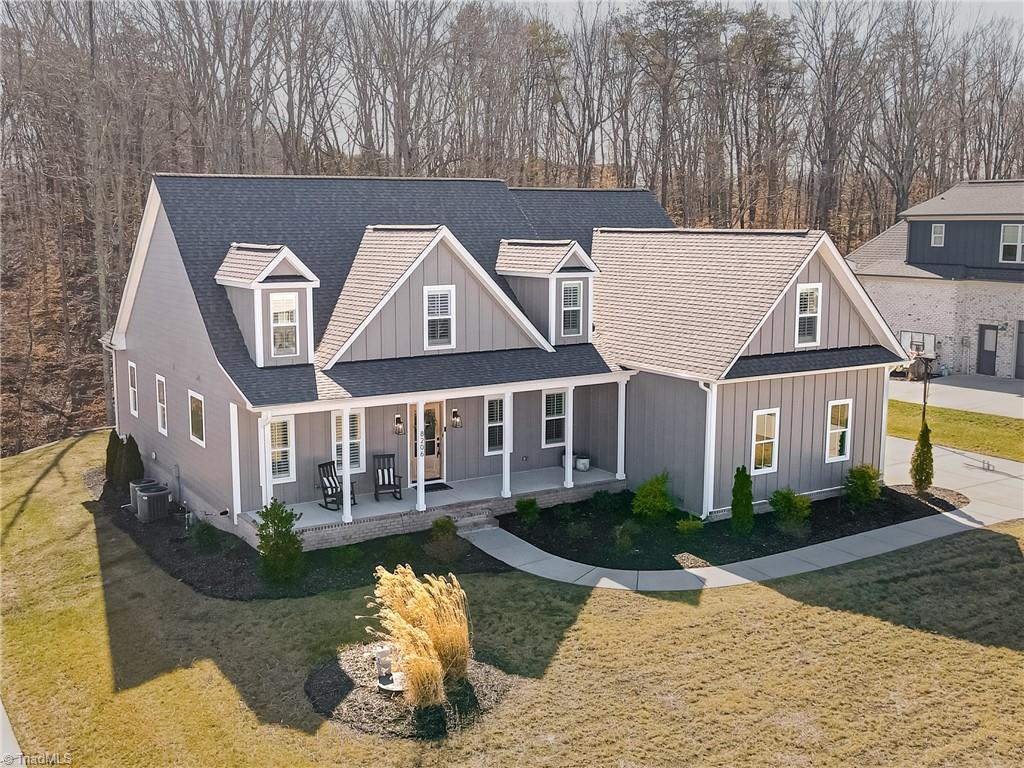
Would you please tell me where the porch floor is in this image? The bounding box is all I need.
[273,465,617,529]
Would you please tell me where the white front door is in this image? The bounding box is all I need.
[410,402,443,482]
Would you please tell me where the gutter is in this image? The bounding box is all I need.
[697,380,717,520]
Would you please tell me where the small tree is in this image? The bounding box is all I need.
[256,499,304,582]
[731,465,754,536]
[514,497,540,525]
[631,472,674,518]
[845,464,882,509]
[911,421,934,495]
[769,488,811,535]
[117,434,145,488]
[104,430,123,484]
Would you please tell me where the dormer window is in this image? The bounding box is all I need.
[424,285,455,350]
[795,283,821,348]
[930,224,945,247]
[270,292,299,357]
[561,281,583,337]
[1000,224,1022,263]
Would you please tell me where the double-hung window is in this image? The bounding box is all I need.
[270,292,299,357]
[561,281,583,337]
[485,396,504,455]
[333,409,365,473]
[1000,224,1023,263]
[424,286,455,349]
[270,415,295,483]
[930,223,945,247]
[155,374,168,436]
[750,407,779,475]
[825,399,852,463]
[127,361,139,417]
[542,390,566,448]
[795,283,821,347]
[188,390,205,447]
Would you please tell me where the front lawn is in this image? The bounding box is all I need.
[500,486,965,569]
[888,399,1024,462]
[2,433,1022,766]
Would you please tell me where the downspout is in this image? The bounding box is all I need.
[698,380,717,520]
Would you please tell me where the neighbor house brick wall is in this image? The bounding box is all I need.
[860,275,1023,377]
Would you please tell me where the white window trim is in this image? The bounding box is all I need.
[930,223,945,247]
[332,408,366,473]
[187,389,206,448]
[484,396,504,456]
[269,291,300,358]
[750,406,780,476]
[794,283,822,349]
[825,398,853,464]
[423,284,456,351]
[127,360,139,417]
[155,373,168,436]
[999,223,1023,263]
[270,414,296,484]
[541,388,567,449]
[560,280,583,338]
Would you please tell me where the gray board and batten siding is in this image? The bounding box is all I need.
[907,219,1024,279]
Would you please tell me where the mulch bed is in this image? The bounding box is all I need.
[307,643,518,740]
[83,468,509,600]
[501,486,971,571]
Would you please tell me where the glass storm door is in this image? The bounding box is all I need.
[410,402,443,481]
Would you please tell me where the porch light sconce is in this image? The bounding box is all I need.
[450,409,463,429]
[393,414,406,436]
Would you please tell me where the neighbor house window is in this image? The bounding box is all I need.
[424,285,455,349]
[270,292,299,357]
[270,415,295,483]
[333,409,365,473]
[930,223,945,247]
[1000,224,1023,263]
[485,396,504,455]
[127,361,139,417]
[155,374,168,436]
[899,330,936,356]
[750,407,779,475]
[542,390,566,448]
[795,283,821,347]
[188,390,205,447]
[561,281,583,337]
[825,399,853,463]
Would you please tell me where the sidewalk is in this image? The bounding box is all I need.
[1,695,22,764]
[460,438,1024,592]
[889,374,1024,419]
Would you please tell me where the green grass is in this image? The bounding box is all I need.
[2,434,1023,766]
[888,400,1024,462]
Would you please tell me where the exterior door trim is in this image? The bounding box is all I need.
[408,400,445,485]
[976,324,999,376]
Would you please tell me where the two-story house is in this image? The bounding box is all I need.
[103,174,905,549]
[848,179,1024,378]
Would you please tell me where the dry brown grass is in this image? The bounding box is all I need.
[2,434,1022,766]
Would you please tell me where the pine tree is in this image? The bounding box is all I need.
[910,421,934,495]
[117,434,145,488]
[731,465,754,536]
[105,429,123,483]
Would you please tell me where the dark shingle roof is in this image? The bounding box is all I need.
[900,179,1024,217]
[319,344,614,398]
[154,174,670,405]
[724,345,901,379]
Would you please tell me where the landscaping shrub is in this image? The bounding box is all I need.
[189,520,220,552]
[589,489,616,516]
[613,518,643,551]
[431,516,458,538]
[552,502,575,520]
[117,434,145,488]
[675,515,704,536]
[328,545,364,568]
[631,472,674,518]
[256,498,304,583]
[423,517,469,564]
[731,465,754,536]
[384,534,419,562]
[565,519,592,541]
[515,497,540,525]
[104,430,123,484]
[769,488,811,535]
[845,464,882,509]
[911,421,934,494]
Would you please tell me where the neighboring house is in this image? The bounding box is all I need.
[104,174,905,549]
[847,179,1024,378]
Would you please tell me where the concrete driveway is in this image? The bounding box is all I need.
[889,374,1024,418]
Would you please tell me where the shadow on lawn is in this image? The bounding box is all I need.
[88,500,589,731]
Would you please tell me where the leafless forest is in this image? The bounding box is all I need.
[2,0,1022,455]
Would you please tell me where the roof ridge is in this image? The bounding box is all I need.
[596,227,814,235]
[510,186,649,192]
[154,172,507,183]
[366,224,442,232]
[962,178,1024,184]
[501,238,574,246]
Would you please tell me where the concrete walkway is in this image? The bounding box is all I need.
[460,438,1023,592]
[889,374,1024,419]
[1,696,22,765]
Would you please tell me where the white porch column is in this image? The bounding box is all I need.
[501,391,513,498]
[257,414,272,508]
[341,407,353,523]
[563,386,575,489]
[616,378,627,480]
[415,399,427,512]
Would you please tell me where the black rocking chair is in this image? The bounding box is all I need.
[372,453,403,502]
[318,461,357,511]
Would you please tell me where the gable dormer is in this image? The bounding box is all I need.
[215,243,320,367]
[496,239,600,345]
